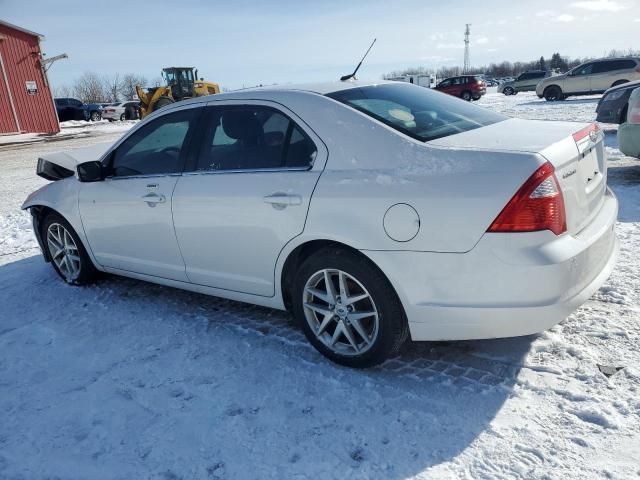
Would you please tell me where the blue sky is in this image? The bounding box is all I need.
[2,0,638,89]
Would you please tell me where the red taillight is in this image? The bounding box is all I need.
[572,123,599,142]
[487,162,567,236]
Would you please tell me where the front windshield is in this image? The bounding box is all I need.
[327,83,506,142]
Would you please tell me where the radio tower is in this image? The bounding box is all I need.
[463,23,471,73]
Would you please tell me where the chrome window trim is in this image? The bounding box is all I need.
[182,166,312,176]
[105,173,183,181]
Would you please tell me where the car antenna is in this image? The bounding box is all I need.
[340,38,377,81]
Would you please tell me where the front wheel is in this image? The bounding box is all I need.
[292,248,408,368]
[42,212,98,285]
[503,86,515,95]
[544,86,563,101]
[89,111,101,121]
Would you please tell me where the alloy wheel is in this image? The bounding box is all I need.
[46,223,81,282]
[302,269,380,356]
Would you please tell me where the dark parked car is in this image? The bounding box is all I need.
[596,80,640,124]
[498,71,549,95]
[435,75,486,101]
[54,98,103,122]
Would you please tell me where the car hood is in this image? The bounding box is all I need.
[427,118,587,153]
[604,79,640,95]
[38,142,112,172]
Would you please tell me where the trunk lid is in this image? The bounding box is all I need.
[429,118,608,236]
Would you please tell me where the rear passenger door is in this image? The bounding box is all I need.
[172,101,328,296]
[590,61,617,92]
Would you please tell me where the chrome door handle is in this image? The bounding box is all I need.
[263,192,302,209]
[142,192,166,206]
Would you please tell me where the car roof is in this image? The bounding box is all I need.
[229,79,396,95]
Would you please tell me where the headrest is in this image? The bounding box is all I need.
[222,110,262,140]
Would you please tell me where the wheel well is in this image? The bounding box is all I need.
[280,240,391,311]
[544,85,561,94]
[28,205,58,262]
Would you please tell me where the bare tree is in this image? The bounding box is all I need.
[73,72,106,103]
[52,84,72,98]
[120,73,147,100]
[103,73,122,102]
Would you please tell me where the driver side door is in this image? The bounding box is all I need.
[78,106,202,280]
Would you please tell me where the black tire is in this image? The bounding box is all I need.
[41,212,98,286]
[152,96,174,112]
[292,248,409,368]
[89,111,101,121]
[503,86,515,96]
[461,91,472,101]
[120,113,126,121]
[124,105,138,120]
[612,80,628,88]
[544,86,563,101]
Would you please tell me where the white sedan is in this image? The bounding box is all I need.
[101,101,140,121]
[22,80,618,367]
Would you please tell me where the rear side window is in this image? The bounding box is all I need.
[327,83,506,142]
[194,106,317,172]
[110,108,198,177]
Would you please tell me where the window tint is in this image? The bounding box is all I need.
[55,99,67,106]
[70,99,82,107]
[110,108,197,177]
[438,79,451,87]
[518,73,530,80]
[573,64,593,76]
[599,59,637,72]
[195,106,317,172]
[327,83,506,142]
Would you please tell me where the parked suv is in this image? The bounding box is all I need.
[498,71,548,95]
[435,75,486,101]
[54,98,103,122]
[536,57,640,101]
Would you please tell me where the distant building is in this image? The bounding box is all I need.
[0,20,59,135]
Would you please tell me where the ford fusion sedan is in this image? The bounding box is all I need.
[23,81,618,367]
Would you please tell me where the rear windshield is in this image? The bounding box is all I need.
[327,83,506,142]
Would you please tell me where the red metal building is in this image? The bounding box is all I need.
[0,20,59,135]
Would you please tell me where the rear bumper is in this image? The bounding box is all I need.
[101,112,119,120]
[363,188,619,341]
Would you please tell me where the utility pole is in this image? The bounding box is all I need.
[463,24,471,74]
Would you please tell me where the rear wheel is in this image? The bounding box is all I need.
[152,96,174,112]
[292,248,408,368]
[42,212,98,286]
[119,113,126,121]
[461,90,472,101]
[544,86,563,101]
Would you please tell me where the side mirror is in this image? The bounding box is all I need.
[77,161,105,182]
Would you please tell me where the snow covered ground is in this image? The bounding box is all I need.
[0,91,639,479]
[0,120,137,147]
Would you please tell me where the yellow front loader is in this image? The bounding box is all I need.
[136,67,220,119]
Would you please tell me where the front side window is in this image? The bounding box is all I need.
[327,83,506,142]
[194,106,317,171]
[573,63,593,76]
[109,108,198,177]
[438,79,452,87]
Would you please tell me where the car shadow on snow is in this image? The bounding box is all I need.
[0,255,534,479]
[516,97,601,108]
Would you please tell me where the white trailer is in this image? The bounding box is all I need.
[388,74,437,88]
